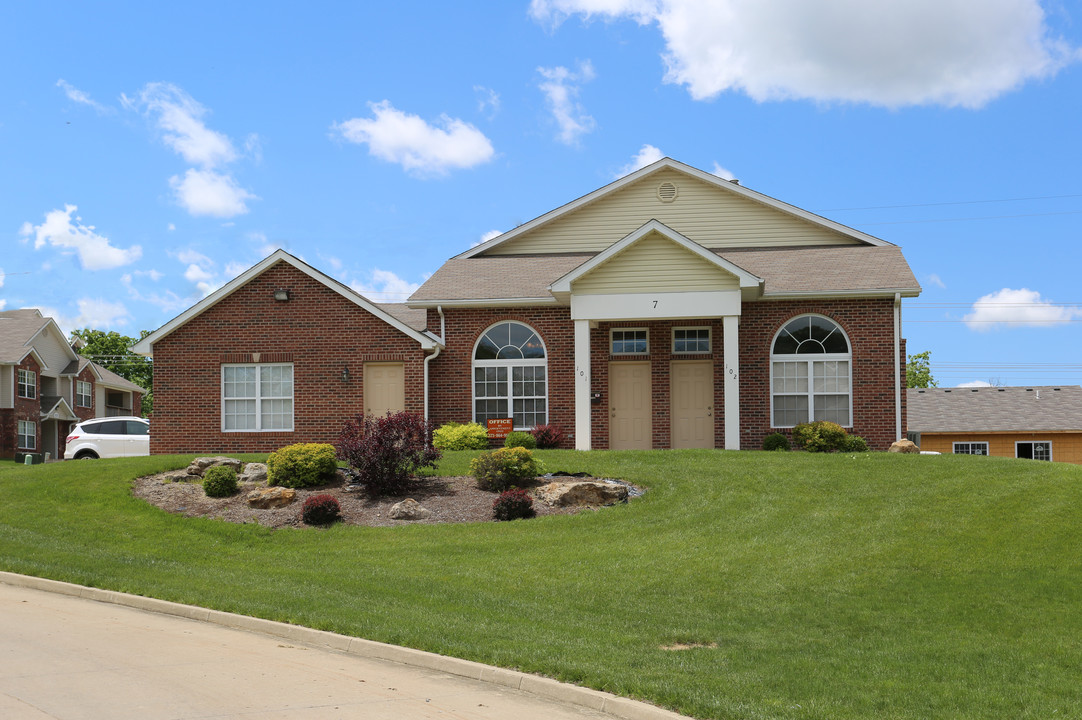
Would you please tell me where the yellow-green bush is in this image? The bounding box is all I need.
[470,446,544,492]
[267,443,338,488]
[433,421,490,450]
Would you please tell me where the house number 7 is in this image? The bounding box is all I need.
[652,300,658,309]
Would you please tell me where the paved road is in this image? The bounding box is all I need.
[0,582,636,720]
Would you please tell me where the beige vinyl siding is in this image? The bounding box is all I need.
[572,232,740,295]
[0,366,12,408]
[34,326,75,376]
[487,168,859,255]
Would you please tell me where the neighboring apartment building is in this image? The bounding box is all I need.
[0,309,145,460]
[135,158,921,454]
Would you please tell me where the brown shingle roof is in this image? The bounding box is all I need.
[0,309,49,364]
[375,303,428,332]
[908,386,1082,433]
[410,254,591,302]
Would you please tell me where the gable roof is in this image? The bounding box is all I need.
[133,250,439,355]
[908,386,1082,433]
[461,157,891,259]
[0,308,79,369]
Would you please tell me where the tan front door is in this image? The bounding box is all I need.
[609,362,651,449]
[364,362,405,416]
[671,360,714,449]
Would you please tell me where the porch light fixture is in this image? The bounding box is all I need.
[341,365,350,382]
[273,289,291,301]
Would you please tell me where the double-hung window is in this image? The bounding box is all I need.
[17,420,35,449]
[771,315,852,427]
[76,380,93,408]
[1016,441,1052,461]
[222,363,294,431]
[18,369,36,399]
[473,321,547,430]
[953,442,989,456]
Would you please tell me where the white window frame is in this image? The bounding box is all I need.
[770,314,853,428]
[672,326,711,355]
[953,441,989,456]
[1016,440,1052,462]
[472,321,548,431]
[611,328,648,356]
[76,380,93,408]
[18,369,36,399]
[221,363,294,432]
[17,420,35,449]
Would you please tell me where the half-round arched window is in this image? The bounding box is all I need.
[473,321,547,429]
[770,315,851,427]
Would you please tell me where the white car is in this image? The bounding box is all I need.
[64,417,150,459]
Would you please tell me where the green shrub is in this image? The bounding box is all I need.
[792,421,849,453]
[492,488,536,521]
[844,435,870,453]
[302,494,341,525]
[432,422,490,450]
[202,466,238,498]
[267,443,338,488]
[503,431,537,450]
[470,447,544,492]
[762,432,791,451]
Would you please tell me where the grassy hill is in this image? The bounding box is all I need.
[1,450,1080,719]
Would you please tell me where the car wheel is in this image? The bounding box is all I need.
[75,451,99,460]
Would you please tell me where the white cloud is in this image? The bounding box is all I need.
[537,61,596,144]
[349,268,420,301]
[475,85,501,118]
[926,274,947,289]
[121,274,189,315]
[711,162,735,181]
[56,79,111,113]
[124,82,236,167]
[472,229,504,248]
[956,380,993,388]
[224,261,249,278]
[71,298,130,330]
[531,0,1081,108]
[19,205,142,270]
[334,100,495,176]
[247,232,278,257]
[174,249,212,266]
[963,288,1082,331]
[167,223,176,232]
[169,169,257,217]
[184,263,214,284]
[615,144,664,178]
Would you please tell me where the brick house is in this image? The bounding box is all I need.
[0,309,145,460]
[136,158,920,452]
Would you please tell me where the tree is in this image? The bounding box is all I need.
[70,329,154,416]
[906,350,938,388]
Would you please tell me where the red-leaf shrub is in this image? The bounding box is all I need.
[492,488,535,521]
[302,494,340,525]
[336,411,441,496]
[530,424,565,449]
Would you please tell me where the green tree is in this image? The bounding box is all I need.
[71,329,153,416]
[906,350,938,388]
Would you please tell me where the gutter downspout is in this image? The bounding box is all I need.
[894,292,902,442]
[423,305,446,424]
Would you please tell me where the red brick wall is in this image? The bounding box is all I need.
[8,357,42,457]
[150,262,428,454]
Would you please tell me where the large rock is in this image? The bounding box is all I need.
[388,498,432,520]
[247,487,296,509]
[187,456,244,477]
[238,462,268,484]
[889,439,920,454]
[534,481,629,507]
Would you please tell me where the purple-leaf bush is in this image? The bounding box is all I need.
[336,411,441,496]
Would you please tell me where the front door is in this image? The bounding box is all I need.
[609,362,651,449]
[364,362,405,417]
[671,360,714,449]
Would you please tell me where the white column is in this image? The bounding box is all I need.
[723,315,740,450]
[574,319,592,450]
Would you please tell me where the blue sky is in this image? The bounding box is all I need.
[3,1,1081,387]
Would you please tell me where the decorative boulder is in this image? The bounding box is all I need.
[889,439,920,454]
[187,456,244,477]
[534,481,629,507]
[238,462,268,484]
[247,487,297,509]
[388,498,432,520]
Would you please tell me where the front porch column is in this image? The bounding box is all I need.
[574,319,592,450]
[723,315,740,450]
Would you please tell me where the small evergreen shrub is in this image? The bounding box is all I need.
[792,421,849,453]
[432,421,490,450]
[503,431,537,450]
[336,411,441,496]
[762,432,791,451]
[530,424,565,449]
[470,447,544,492]
[843,435,870,453]
[202,466,238,497]
[267,443,338,488]
[302,494,341,525]
[493,488,536,521]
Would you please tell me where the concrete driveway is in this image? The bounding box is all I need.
[0,576,683,720]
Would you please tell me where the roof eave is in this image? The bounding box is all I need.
[407,297,560,309]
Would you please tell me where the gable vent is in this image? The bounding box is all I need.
[657,182,678,203]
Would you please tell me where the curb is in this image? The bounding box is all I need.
[0,571,688,720]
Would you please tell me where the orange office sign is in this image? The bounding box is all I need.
[487,418,513,439]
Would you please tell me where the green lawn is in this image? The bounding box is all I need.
[2,450,1081,719]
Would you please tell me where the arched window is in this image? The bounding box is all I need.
[771,315,851,427]
[473,321,547,430]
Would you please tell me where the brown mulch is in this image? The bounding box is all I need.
[132,471,613,529]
